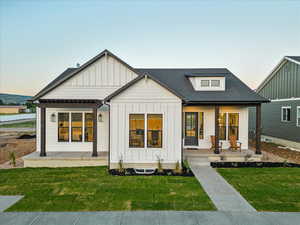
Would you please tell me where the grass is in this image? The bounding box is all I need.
[0,121,35,128]
[217,168,300,212]
[0,167,215,211]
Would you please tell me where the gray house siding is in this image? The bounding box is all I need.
[249,59,300,144]
[249,100,300,142]
[258,61,300,99]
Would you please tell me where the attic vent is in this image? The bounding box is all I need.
[76,63,80,68]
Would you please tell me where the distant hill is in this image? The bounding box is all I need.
[0,93,32,105]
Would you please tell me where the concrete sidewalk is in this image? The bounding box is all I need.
[190,164,256,212]
[1,211,299,225]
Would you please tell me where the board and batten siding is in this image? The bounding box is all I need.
[35,106,109,152]
[42,55,138,99]
[110,78,182,165]
[183,106,249,150]
[258,61,300,100]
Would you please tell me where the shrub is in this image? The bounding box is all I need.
[157,156,163,173]
[173,161,182,174]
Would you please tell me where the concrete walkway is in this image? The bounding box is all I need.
[0,196,23,212]
[190,164,256,212]
[1,211,300,225]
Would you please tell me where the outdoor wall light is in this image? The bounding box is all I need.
[98,113,103,122]
[50,113,56,122]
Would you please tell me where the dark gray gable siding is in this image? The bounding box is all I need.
[258,61,300,99]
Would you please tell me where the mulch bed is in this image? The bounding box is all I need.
[249,140,300,164]
[109,168,194,176]
[211,161,300,168]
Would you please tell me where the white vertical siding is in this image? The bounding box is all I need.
[42,55,138,99]
[36,106,109,152]
[110,78,182,164]
[183,106,249,149]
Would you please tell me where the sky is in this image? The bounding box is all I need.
[0,0,299,96]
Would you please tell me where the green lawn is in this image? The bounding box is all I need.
[0,121,35,128]
[217,168,300,212]
[0,167,215,211]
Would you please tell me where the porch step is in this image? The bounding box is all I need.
[188,157,210,167]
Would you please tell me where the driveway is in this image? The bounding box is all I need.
[1,211,300,225]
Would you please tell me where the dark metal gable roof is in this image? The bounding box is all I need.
[136,68,268,103]
[286,56,300,63]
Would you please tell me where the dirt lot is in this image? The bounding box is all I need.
[249,140,300,164]
[0,131,36,167]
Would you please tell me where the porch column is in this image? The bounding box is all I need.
[214,105,220,154]
[92,107,98,157]
[40,106,46,157]
[256,104,262,154]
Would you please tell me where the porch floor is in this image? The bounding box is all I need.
[23,151,108,167]
[184,149,262,163]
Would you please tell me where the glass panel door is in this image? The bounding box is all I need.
[184,112,198,146]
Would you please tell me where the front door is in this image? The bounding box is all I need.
[184,112,198,146]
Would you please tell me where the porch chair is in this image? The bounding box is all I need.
[210,135,223,152]
[229,135,242,152]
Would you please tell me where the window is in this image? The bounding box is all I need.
[211,80,220,87]
[282,107,291,122]
[201,80,210,87]
[219,113,227,140]
[129,114,145,148]
[218,112,239,140]
[129,113,163,148]
[71,113,83,142]
[85,113,93,142]
[58,113,69,142]
[147,114,163,148]
[199,112,204,139]
[297,107,300,127]
[228,113,239,140]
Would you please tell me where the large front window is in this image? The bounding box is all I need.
[129,113,163,148]
[218,112,239,140]
[57,112,93,142]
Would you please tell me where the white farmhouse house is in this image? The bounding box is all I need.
[25,49,268,168]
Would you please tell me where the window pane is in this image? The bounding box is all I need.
[58,128,69,142]
[72,113,82,142]
[219,113,226,140]
[211,80,220,87]
[199,112,204,139]
[282,108,287,121]
[229,113,239,140]
[147,114,163,148]
[58,113,69,142]
[287,108,291,121]
[201,80,210,87]
[129,114,145,148]
[85,113,93,142]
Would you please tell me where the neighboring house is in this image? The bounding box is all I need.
[0,105,26,114]
[251,56,300,149]
[29,49,268,168]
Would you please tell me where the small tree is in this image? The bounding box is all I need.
[9,152,16,167]
[156,155,163,173]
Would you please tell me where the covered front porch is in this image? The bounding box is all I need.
[182,103,262,155]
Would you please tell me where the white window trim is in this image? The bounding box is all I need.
[57,111,92,143]
[219,112,240,141]
[297,106,300,127]
[281,106,291,122]
[128,112,164,149]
